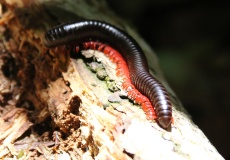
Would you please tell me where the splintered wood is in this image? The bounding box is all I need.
[0,0,224,160]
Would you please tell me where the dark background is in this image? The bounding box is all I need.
[106,0,230,159]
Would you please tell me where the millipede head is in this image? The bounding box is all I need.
[158,116,172,129]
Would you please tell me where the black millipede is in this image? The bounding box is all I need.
[43,20,172,129]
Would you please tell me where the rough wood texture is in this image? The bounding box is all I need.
[0,0,224,159]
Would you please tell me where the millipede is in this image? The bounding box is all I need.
[43,20,173,129]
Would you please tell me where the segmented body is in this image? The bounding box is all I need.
[43,20,172,128]
[80,41,156,120]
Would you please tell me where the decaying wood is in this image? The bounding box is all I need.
[0,0,224,159]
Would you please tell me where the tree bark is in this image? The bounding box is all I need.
[0,0,224,159]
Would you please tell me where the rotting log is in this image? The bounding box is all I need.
[0,0,224,159]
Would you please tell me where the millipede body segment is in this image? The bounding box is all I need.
[78,41,157,121]
[43,20,172,129]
